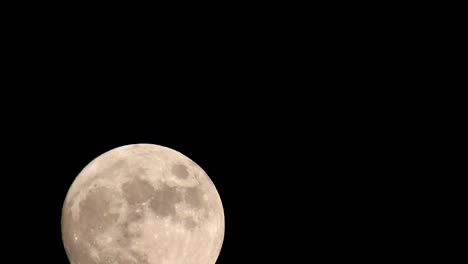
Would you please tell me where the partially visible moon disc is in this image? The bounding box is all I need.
[61,144,224,264]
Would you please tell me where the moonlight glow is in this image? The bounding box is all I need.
[61,144,225,264]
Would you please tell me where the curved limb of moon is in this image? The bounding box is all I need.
[62,144,224,264]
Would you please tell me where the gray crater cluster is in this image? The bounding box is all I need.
[66,164,205,263]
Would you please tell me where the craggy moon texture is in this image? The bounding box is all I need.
[61,144,224,264]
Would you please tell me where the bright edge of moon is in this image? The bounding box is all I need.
[61,144,225,264]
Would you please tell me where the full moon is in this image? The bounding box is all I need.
[61,144,224,264]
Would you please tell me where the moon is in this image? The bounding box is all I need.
[61,144,225,264]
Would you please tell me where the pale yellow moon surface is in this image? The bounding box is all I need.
[61,144,224,264]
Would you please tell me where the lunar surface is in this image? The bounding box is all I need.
[61,144,224,264]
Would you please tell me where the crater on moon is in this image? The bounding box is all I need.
[149,184,182,217]
[184,186,204,209]
[122,177,155,205]
[62,144,224,264]
[79,187,120,233]
[172,164,189,179]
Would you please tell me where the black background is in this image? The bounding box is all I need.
[5,97,319,263]
[3,85,416,262]
[2,77,427,262]
[1,10,424,261]
[1,60,423,262]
